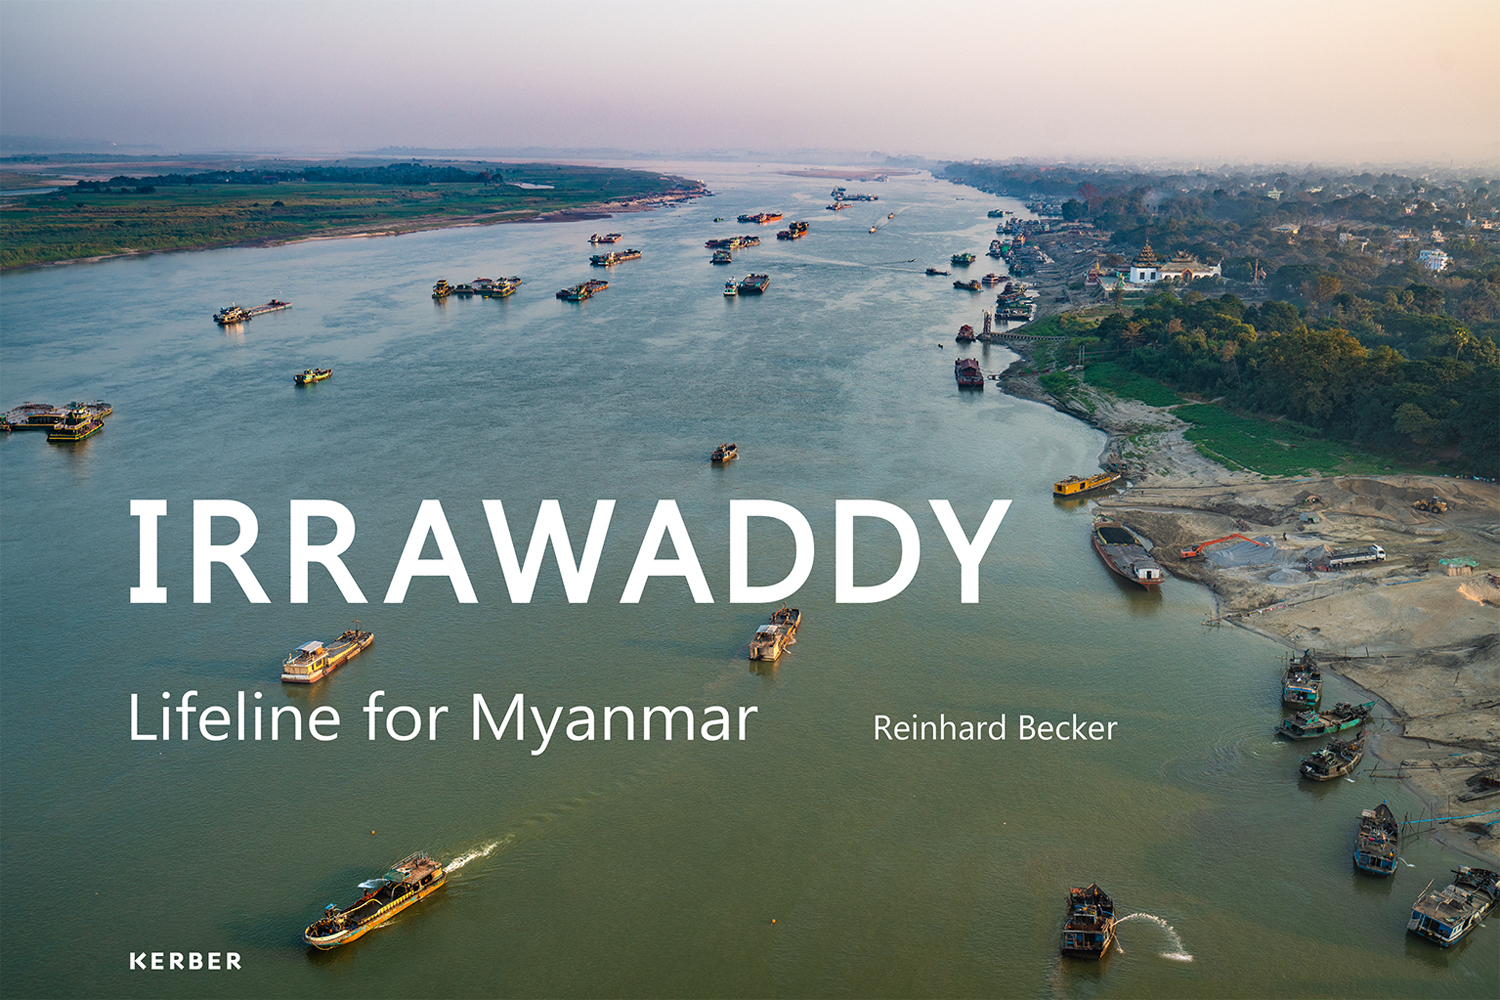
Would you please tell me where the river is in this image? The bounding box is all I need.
[1,163,1493,998]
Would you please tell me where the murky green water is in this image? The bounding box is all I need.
[2,164,1493,998]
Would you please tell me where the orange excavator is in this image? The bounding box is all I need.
[1180,533,1269,559]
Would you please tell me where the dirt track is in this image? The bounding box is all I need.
[1005,363,1500,860]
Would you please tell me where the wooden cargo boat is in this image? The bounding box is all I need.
[954,357,984,389]
[1406,867,1499,947]
[710,442,738,463]
[294,368,332,385]
[1300,730,1367,781]
[1091,517,1163,588]
[1281,650,1322,708]
[749,605,801,661]
[1353,802,1399,876]
[954,324,976,343]
[1053,471,1121,497]
[1060,883,1116,959]
[1275,701,1374,740]
[281,625,373,683]
[303,853,447,950]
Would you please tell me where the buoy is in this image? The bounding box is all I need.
[771,919,776,924]
[371,830,376,835]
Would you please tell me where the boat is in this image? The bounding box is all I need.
[925,267,950,276]
[736,212,783,225]
[710,442,738,463]
[954,358,984,390]
[432,279,451,299]
[987,209,1005,218]
[988,240,1004,258]
[1091,517,1164,588]
[213,304,251,325]
[982,273,1006,286]
[556,279,609,301]
[46,406,104,442]
[294,368,332,385]
[1299,730,1368,781]
[776,221,809,240]
[1274,701,1374,739]
[713,217,726,222]
[2,402,65,431]
[953,279,981,291]
[1281,650,1322,708]
[1406,867,1500,947]
[738,274,769,295]
[453,283,476,296]
[303,852,447,950]
[748,605,801,661]
[723,280,738,297]
[281,624,374,684]
[484,276,522,298]
[825,202,848,211]
[887,212,895,219]
[1060,884,1116,959]
[590,249,642,266]
[711,249,733,264]
[954,324,976,344]
[951,252,976,266]
[588,233,623,244]
[1053,472,1122,497]
[1353,803,1399,876]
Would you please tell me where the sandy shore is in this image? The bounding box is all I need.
[1001,346,1500,862]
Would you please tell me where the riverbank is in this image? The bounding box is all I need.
[1001,341,1500,861]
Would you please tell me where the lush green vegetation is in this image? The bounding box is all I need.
[1,160,702,268]
[1081,360,1185,407]
[1172,403,1411,476]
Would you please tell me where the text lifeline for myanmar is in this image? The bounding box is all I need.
[128,498,1014,605]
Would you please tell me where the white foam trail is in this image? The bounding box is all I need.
[446,836,510,872]
[1115,912,1194,962]
[1345,777,1357,783]
[1398,857,1416,868]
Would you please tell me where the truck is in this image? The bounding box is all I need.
[1321,544,1386,569]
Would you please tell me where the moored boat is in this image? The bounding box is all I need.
[1354,802,1399,876]
[303,853,447,950]
[589,233,623,244]
[1281,650,1322,708]
[951,252,976,266]
[738,274,769,294]
[1054,471,1122,497]
[954,357,984,389]
[1299,729,1367,781]
[1060,884,1116,959]
[2,402,66,431]
[748,605,801,661]
[281,625,374,683]
[711,249,733,264]
[432,279,451,299]
[1275,701,1374,740]
[1091,517,1164,588]
[1406,867,1499,947]
[954,324,976,344]
[294,368,332,385]
[710,442,738,463]
[46,406,104,442]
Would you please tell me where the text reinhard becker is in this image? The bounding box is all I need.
[875,714,1118,741]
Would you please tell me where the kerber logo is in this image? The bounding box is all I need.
[128,952,240,970]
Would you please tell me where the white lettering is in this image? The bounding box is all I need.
[928,499,1010,603]
[193,500,269,603]
[130,500,168,602]
[384,500,476,603]
[729,500,815,602]
[835,500,920,603]
[483,499,615,603]
[290,500,367,603]
[620,500,713,603]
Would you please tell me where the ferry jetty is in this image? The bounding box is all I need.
[294,368,332,385]
[556,279,609,301]
[590,248,642,266]
[213,300,290,325]
[303,852,447,950]
[281,624,374,684]
[1060,884,1115,959]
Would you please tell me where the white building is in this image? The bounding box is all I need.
[1124,242,1222,286]
[1418,249,1450,271]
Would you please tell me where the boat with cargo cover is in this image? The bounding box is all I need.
[303,852,447,949]
[1406,866,1499,947]
[738,274,769,294]
[282,624,374,683]
[1091,517,1163,588]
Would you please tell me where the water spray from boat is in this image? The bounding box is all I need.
[446,835,512,872]
[1113,913,1193,961]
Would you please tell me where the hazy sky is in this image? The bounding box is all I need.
[2,0,1496,166]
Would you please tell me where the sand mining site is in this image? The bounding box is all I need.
[1004,363,1500,861]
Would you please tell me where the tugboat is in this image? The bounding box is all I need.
[213,304,252,325]
[1091,517,1164,588]
[294,368,332,385]
[432,279,451,299]
[1281,650,1322,708]
[45,406,104,442]
[954,357,984,389]
[737,274,769,295]
[1299,729,1368,781]
[1053,472,1122,497]
[303,853,447,950]
[749,605,801,662]
[1275,701,1374,740]
[281,623,374,683]
[710,443,738,463]
[1353,802,1399,876]
[1406,867,1500,947]
[1060,884,1116,959]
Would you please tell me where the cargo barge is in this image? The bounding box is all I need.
[213,300,289,325]
[590,249,642,266]
[556,279,609,301]
[303,853,447,950]
[281,625,374,684]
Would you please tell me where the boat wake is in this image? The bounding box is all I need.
[1114,913,1193,962]
[445,835,512,873]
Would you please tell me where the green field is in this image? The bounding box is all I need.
[1,162,697,268]
[1082,361,1186,407]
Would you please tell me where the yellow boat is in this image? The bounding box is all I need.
[1054,471,1121,497]
[303,853,446,949]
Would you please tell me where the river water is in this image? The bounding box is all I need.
[1,164,1493,998]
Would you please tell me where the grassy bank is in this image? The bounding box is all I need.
[1,162,698,268]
